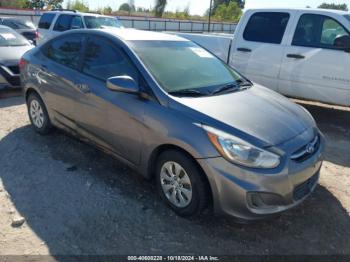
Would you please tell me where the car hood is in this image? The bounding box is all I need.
[0,45,33,65]
[169,85,316,146]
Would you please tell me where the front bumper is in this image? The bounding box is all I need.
[197,129,325,221]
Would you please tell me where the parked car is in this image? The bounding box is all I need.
[0,25,33,90]
[174,8,350,107]
[21,29,324,221]
[37,10,123,44]
[0,17,37,44]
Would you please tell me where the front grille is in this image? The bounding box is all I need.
[7,65,20,75]
[293,173,319,201]
[291,135,320,162]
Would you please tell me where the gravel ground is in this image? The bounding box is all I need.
[0,92,349,255]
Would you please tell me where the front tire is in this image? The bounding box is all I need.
[156,150,209,217]
[27,93,52,135]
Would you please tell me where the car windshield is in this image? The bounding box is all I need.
[129,40,247,94]
[84,16,122,29]
[3,19,35,29]
[0,28,29,46]
[344,15,350,22]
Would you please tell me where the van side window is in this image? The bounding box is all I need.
[292,14,350,49]
[53,15,83,32]
[38,13,55,29]
[82,37,138,82]
[243,12,290,44]
[44,35,83,70]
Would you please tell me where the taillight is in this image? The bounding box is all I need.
[35,30,39,40]
[19,58,27,71]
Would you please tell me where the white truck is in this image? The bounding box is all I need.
[175,8,350,107]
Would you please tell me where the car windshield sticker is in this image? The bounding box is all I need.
[189,47,214,58]
[1,33,16,40]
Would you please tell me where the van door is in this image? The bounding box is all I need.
[279,12,350,106]
[230,11,292,91]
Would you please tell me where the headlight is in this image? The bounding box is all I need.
[203,125,280,169]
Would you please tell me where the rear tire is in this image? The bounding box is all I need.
[27,93,52,135]
[156,150,209,217]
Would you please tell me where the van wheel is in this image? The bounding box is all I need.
[27,93,52,135]
[156,150,209,217]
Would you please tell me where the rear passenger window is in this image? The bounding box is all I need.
[38,13,55,29]
[243,12,290,44]
[44,35,83,69]
[53,15,83,32]
[82,37,138,81]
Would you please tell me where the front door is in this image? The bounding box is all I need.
[279,12,350,106]
[74,35,144,165]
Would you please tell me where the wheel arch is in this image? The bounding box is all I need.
[147,144,213,205]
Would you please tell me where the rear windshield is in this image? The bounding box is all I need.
[2,19,35,29]
[38,13,55,29]
[129,40,244,92]
[84,16,122,29]
[0,28,29,46]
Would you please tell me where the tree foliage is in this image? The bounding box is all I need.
[66,0,88,12]
[119,3,132,12]
[154,0,167,17]
[318,2,348,11]
[25,0,63,9]
[212,0,244,14]
[212,1,242,22]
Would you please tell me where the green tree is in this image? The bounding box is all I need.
[154,0,167,17]
[212,0,244,14]
[119,3,131,12]
[318,2,348,11]
[26,0,63,9]
[102,5,112,15]
[66,0,88,12]
[213,1,242,22]
[0,0,28,8]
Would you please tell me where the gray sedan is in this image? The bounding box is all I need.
[20,29,324,221]
[0,25,33,90]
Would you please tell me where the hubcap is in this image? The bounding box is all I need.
[30,100,44,128]
[160,161,192,208]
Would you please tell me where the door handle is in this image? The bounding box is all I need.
[287,54,305,59]
[237,47,252,52]
[75,83,90,93]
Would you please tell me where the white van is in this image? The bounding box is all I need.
[37,10,123,44]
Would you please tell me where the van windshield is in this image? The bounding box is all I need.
[84,16,122,29]
[129,40,247,94]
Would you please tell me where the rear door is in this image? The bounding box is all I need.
[279,12,350,106]
[39,34,85,128]
[230,11,292,91]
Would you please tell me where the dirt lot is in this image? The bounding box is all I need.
[0,91,349,255]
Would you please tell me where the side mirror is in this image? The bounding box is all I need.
[106,76,139,94]
[334,35,350,52]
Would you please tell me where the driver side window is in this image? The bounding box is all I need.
[292,14,350,50]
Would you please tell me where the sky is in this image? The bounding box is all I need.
[63,0,350,15]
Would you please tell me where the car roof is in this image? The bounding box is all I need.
[247,7,349,15]
[98,28,189,41]
[44,10,114,18]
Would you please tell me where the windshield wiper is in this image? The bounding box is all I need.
[211,83,239,95]
[168,89,208,97]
